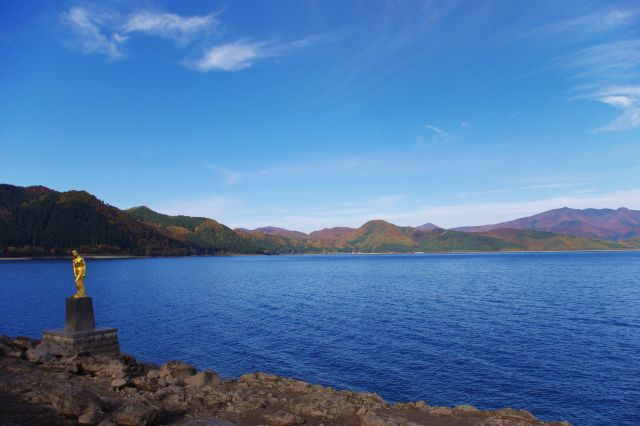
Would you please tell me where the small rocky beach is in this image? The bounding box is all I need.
[0,335,568,426]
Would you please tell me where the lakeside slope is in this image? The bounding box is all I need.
[0,335,567,426]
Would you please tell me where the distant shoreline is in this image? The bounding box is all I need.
[2,248,639,261]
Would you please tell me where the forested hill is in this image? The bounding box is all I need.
[0,184,194,256]
[0,184,283,257]
[1,184,639,257]
[125,206,207,231]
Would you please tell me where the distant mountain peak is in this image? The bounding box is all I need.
[415,223,442,231]
[252,227,308,239]
[127,205,154,212]
[361,219,395,227]
[454,207,640,241]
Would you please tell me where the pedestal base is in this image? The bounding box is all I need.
[43,327,120,356]
[65,297,95,332]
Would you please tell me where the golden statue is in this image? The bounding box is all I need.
[71,250,86,298]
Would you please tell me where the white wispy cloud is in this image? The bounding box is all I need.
[529,8,637,38]
[564,39,640,80]
[61,6,334,71]
[190,34,336,72]
[525,7,640,133]
[61,6,217,59]
[123,11,217,44]
[191,41,271,71]
[425,124,449,141]
[592,86,640,131]
[554,38,640,131]
[61,7,126,59]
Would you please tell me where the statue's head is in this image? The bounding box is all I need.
[72,250,79,257]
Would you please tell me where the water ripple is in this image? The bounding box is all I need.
[1,252,639,425]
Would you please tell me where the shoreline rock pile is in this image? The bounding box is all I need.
[0,335,569,425]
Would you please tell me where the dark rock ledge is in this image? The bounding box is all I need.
[0,335,569,426]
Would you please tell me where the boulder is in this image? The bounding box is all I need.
[80,357,127,378]
[12,336,38,350]
[429,406,453,415]
[111,395,163,425]
[181,418,235,426]
[26,341,67,364]
[155,385,189,412]
[239,372,280,384]
[358,413,401,426]
[79,409,106,425]
[261,410,305,426]
[454,404,480,414]
[131,376,158,392]
[184,370,221,387]
[7,336,37,358]
[203,390,232,409]
[0,334,14,356]
[159,361,197,380]
[110,378,128,389]
[493,408,537,421]
[49,386,103,422]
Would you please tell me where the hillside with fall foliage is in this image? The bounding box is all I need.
[1,184,639,257]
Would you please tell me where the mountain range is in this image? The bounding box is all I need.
[455,207,640,240]
[1,183,639,257]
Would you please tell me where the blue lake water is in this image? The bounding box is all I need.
[1,252,639,425]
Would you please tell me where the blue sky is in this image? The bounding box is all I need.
[1,0,640,232]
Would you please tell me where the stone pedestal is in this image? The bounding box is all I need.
[65,297,96,332]
[43,297,120,356]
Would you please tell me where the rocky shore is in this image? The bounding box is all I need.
[0,335,568,426]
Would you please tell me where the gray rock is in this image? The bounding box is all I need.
[180,418,235,426]
[12,336,38,350]
[160,361,196,380]
[49,386,102,420]
[110,378,128,389]
[80,357,127,378]
[493,407,537,420]
[0,334,14,356]
[111,395,163,425]
[26,341,67,364]
[78,409,106,425]
[454,404,480,414]
[414,400,427,409]
[184,370,221,387]
[261,410,305,425]
[131,376,157,392]
[429,406,453,415]
[357,413,400,426]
